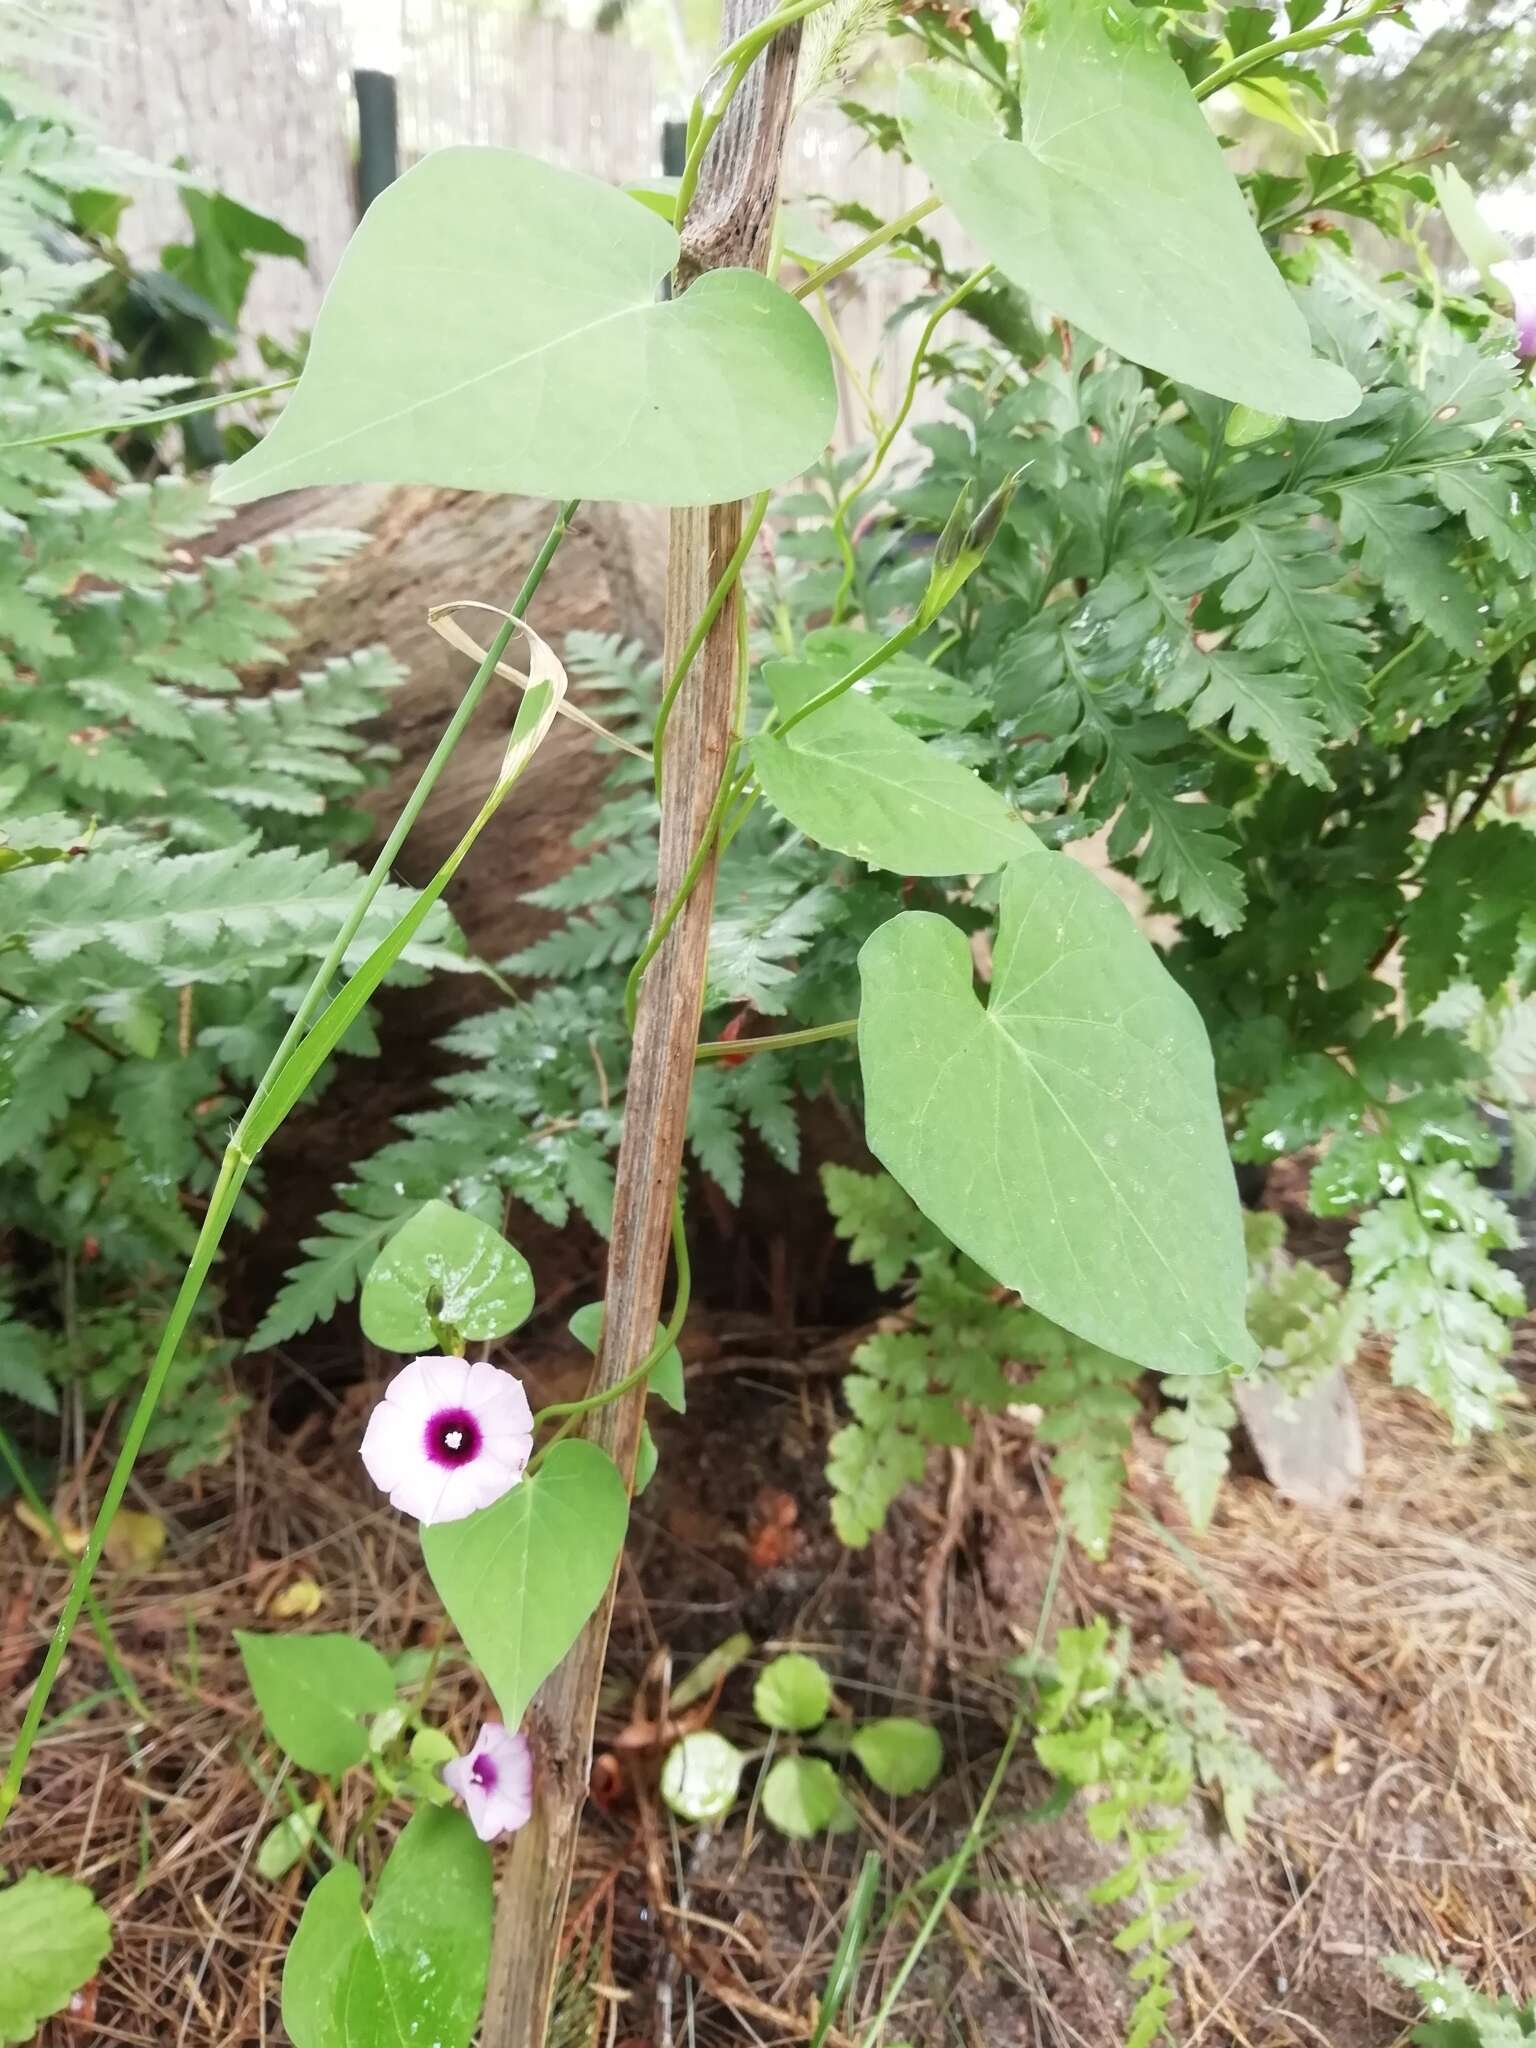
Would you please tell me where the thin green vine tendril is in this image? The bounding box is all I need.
[1193,0,1399,102]
[527,1199,692,1464]
[828,263,993,624]
[0,502,581,1830]
[674,0,835,227]
[652,490,769,799]
[694,1017,858,1061]
[774,615,926,742]
[792,196,944,302]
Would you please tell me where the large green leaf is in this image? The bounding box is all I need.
[215,148,836,509]
[360,1200,534,1352]
[236,1630,397,1775]
[857,856,1255,1375]
[0,1874,111,2046]
[898,22,1360,421]
[422,1439,627,1728]
[751,661,1041,875]
[281,1809,491,2048]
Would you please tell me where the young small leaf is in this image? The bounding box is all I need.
[256,1801,325,1882]
[569,1302,684,1412]
[236,1631,397,1775]
[761,1755,856,1840]
[0,1873,111,2047]
[360,1200,534,1352]
[660,1732,746,1822]
[753,1652,832,1733]
[850,1717,943,1795]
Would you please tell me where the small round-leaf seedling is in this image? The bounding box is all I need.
[851,1717,944,1796]
[661,1731,747,1823]
[753,1652,832,1732]
[761,1755,856,1840]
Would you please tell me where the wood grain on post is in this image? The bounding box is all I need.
[480,7,802,2039]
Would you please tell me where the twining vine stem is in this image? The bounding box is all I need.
[1193,0,1402,101]
[793,195,944,301]
[694,1017,858,1060]
[829,261,994,622]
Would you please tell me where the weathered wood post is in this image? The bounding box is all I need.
[480,5,803,2038]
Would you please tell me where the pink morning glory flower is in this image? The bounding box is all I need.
[1493,258,1536,361]
[442,1722,533,1841]
[359,1355,533,1525]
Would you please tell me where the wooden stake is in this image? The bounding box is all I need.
[481,8,802,2038]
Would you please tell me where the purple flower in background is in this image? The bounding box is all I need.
[442,1722,534,1841]
[359,1355,533,1525]
[1494,258,1536,361]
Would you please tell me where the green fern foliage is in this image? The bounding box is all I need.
[1022,1620,1278,2048]
[1153,1368,1237,1534]
[821,1167,1145,1555]
[1384,1955,1536,2046]
[1029,1327,1142,1560]
[0,101,428,1458]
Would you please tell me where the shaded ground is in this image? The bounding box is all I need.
[5,1306,1534,2048]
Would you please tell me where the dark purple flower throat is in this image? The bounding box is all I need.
[470,1751,498,1792]
[425,1406,482,1469]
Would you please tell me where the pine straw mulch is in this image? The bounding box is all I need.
[4,1319,1535,2048]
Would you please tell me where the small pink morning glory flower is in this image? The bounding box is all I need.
[359,1355,533,1525]
[1493,258,1536,361]
[442,1722,533,1841]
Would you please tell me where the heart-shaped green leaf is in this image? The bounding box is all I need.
[215,148,837,509]
[281,1809,490,2048]
[236,1631,398,1775]
[361,1200,534,1352]
[898,20,1360,421]
[752,661,1041,876]
[0,1874,111,2047]
[422,1439,627,1729]
[857,855,1255,1375]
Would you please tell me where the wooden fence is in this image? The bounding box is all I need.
[49,0,954,453]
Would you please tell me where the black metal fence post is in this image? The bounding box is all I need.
[354,69,400,218]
